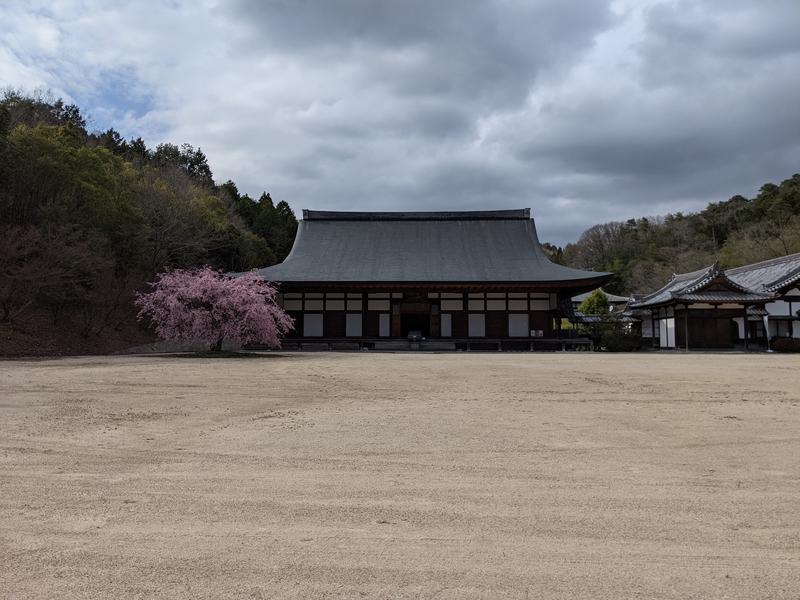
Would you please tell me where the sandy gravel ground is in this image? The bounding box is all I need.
[1,352,799,599]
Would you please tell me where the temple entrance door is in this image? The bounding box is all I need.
[398,298,431,338]
[401,313,430,337]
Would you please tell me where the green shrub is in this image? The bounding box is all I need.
[771,337,800,353]
[599,326,642,352]
[580,321,642,352]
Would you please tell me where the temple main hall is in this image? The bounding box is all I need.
[255,209,611,349]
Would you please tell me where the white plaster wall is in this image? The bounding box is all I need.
[769,320,778,338]
[345,313,362,337]
[766,300,793,316]
[440,314,452,337]
[659,318,675,348]
[530,300,550,311]
[508,313,529,337]
[667,317,675,348]
[379,313,390,337]
[733,317,745,339]
[468,314,485,337]
[641,317,653,338]
[303,314,323,337]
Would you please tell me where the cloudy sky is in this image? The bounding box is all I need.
[2,0,799,243]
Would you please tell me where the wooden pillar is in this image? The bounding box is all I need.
[391,302,401,337]
[743,304,748,350]
[555,302,562,338]
[361,291,367,339]
[430,302,440,338]
[684,309,689,352]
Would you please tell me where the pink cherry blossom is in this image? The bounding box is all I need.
[135,266,293,351]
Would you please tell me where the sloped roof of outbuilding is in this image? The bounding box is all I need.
[572,311,639,324]
[726,252,800,292]
[255,209,612,285]
[629,264,775,308]
[571,288,632,304]
[627,266,710,307]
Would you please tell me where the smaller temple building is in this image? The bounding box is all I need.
[255,209,612,349]
[727,252,800,341]
[630,252,800,349]
[571,289,632,313]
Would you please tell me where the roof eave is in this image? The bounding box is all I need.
[766,269,800,293]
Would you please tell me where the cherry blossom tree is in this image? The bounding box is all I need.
[135,266,293,351]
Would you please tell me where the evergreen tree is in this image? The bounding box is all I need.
[578,289,610,315]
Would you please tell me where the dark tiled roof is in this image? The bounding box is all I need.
[256,209,613,284]
[630,264,774,308]
[571,288,632,304]
[572,311,638,324]
[727,252,800,292]
[628,266,710,307]
[676,292,773,303]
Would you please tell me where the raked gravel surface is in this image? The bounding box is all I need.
[1,352,799,599]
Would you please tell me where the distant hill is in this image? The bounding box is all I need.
[558,174,800,294]
[0,90,296,355]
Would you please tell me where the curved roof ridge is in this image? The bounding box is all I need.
[672,265,714,282]
[679,265,721,295]
[631,265,715,307]
[682,263,763,296]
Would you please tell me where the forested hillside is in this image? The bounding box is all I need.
[560,174,800,294]
[0,91,296,355]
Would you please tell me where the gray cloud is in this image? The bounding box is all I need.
[1,0,799,244]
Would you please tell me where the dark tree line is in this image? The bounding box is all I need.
[0,90,296,339]
[557,174,800,294]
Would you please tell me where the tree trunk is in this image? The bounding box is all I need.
[211,337,223,352]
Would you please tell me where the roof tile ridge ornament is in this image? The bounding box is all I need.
[629,264,710,307]
[674,265,713,295]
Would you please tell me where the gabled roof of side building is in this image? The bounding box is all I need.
[629,263,775,309]
[255,209,612,285]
